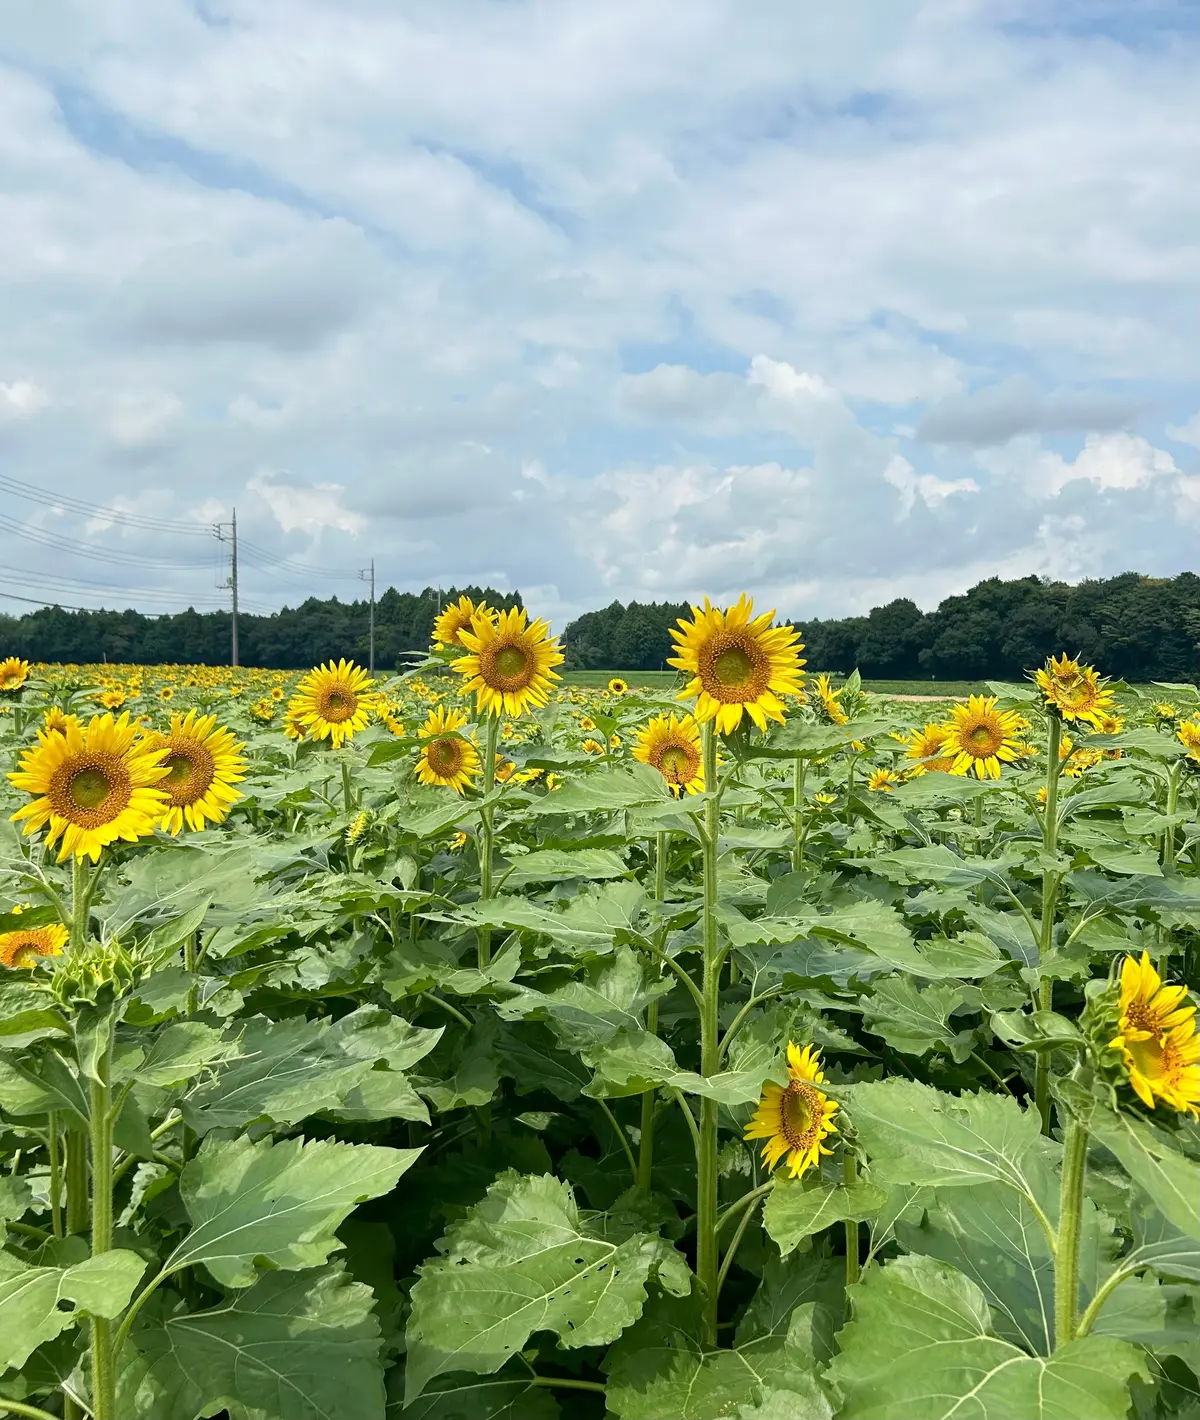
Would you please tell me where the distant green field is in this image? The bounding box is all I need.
[561,670,985,697]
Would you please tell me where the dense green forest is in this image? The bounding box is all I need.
[2,571,1199,681]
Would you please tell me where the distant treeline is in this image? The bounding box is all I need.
[0,587,521,670]
[561,572,1200,682]
[3,572,1199,681]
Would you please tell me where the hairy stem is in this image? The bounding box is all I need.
[1034,714,1062,1135]
[844,1149,861,1304]
[476,715,500,969]
[696,721,722,1347]
[791,756,806,870]
[1054,1118,1089,1348]
[88,1038,117,1420]
[47,1113,62,1239]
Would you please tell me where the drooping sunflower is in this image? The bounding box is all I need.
[1108,953,1199,1116]
[290,659,380,748]
[415,705,481,793]
[633,713,704,796]
[8,712,169,862]
[902,722,956,776]
[0,918,68,969]
[813,673,849,726]
[1034,654,1116,728]
[581,737,605,755]
[669,596,806,734]
[941,696,1025,780]
[152,710,247,836]
[867,768,899,792]
[1177,719,1200,763]
[608,677,629,696]
[433,595,495,651]
[744,1043,839,1180]
[0,657,31,694]
[453,607,564,718]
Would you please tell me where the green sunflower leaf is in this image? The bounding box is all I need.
[165,1134,419,1288]
[763,1176,888,1257]
[404,1170,683,1402]
[0,1249,145,1374]
[860,977,976,1060]
[124,1265,385,1420]
[827,1254,1146,1420]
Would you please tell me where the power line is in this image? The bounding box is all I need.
[4,520,214,571]
[0,472,212,536]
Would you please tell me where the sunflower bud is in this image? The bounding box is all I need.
[346,809,372,846]
[50,938,143,1010]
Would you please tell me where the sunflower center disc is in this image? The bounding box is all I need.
[69,766,114,810]
[322,689,355,722]
[780,1082,815,1147]
[429,738,461,773]
[494,646,529,680]
[969,725,996,749]
[165,754,194,786]
[711,646,754,687]
[659,745,692,783]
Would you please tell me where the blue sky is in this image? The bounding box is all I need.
[0,0,1198,629]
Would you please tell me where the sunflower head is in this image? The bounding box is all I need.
[7,713,170,862]
[581,737,605,755]
[433,595,496,651]
[744,1042,839,1179]
[669,596,805,734]
[1177,719,1200,763]
[453,607,564,718]
[0,657,31,694]
[902,722,955,775]
[1106,952,1199,1117]
[42,707,79,737]
[290,660,380,748]
[633,713,704,796]
[813,673,849,726]
[867,767,899,792]
[154,709,246,836]
[0,919,68,969]
[607,677,629,696]
[1034,653,1116,728]
[941,696,1025,780]
[415,705,481,793]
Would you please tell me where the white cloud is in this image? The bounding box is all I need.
[108,391,183,449]
[0,378,49,421]
[883,455,978,518]
[247,471,366,538]
[1167,412,1200,449]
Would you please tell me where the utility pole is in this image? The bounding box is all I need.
[214,508,240,667]
[359,558,375,673]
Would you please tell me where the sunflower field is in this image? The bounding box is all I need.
[0,596,1197,1420]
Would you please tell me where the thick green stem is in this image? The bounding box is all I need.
[64,1125,88,1235]
[1163,761,1181,874]
[1034,715,1063,1135]
[636,1001,659,1192]
[790,757,806,871]
[88,1043,116,1420]
[1054,1118,1088,1348]
[696,722,722,1347]
[69,856,90,954]
[47,1113,62,1239]
[340,756,354,814]
[477,715,500,969]
[844,1150,861,1302]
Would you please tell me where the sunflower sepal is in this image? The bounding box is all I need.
[49,938,143,1012]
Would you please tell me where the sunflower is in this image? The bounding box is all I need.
[283,707,307,741]
[608,677,629,696]
[7,712,169,862]
[416,705,481,793]
[1095,712,1124,735]
[941,696,1025,780]
[43,707,79,737]
[449,830,469,852]
[0,657,31,693]
[902,722,956,776]
[433,595,495,651]
[1034,654,1115,728]
[152,710,246,836]
[158,686,175,702]
[290,660,380,748]
[494,755,516,783]
[454,607,564,718]
[0,919,68,969]
[633,713,704,796]
[1177,719,1200,763]
[813,673,849,727]
[1152,702,1177,724]
[867,768,899,792]
[580,717,597,732]
[96,688,127,711]
[1108,953,1199,1116]
[744,1043,839,1179]
[270,685,286,702]
[670,597,806,734]
[582,737,605,755]
[813,791,837,808]
[250,698,277,724]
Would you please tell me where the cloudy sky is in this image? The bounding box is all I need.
[2,0,1199,631]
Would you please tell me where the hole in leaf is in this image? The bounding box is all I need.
[56,1298,76,1313]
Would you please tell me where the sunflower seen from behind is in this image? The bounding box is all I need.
[8,712,169,862]
[152,709,247,836]
[0,657,31,694]
[941,696,1025,780]
[633,713,704,796]
[669,595,805,734]
[745,1043,839,1179]
[1107,952,1199,1117]
[454,607,563,718]
[1034,653,1116,728]
[415,705,481,793]
[289,659,380,748]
